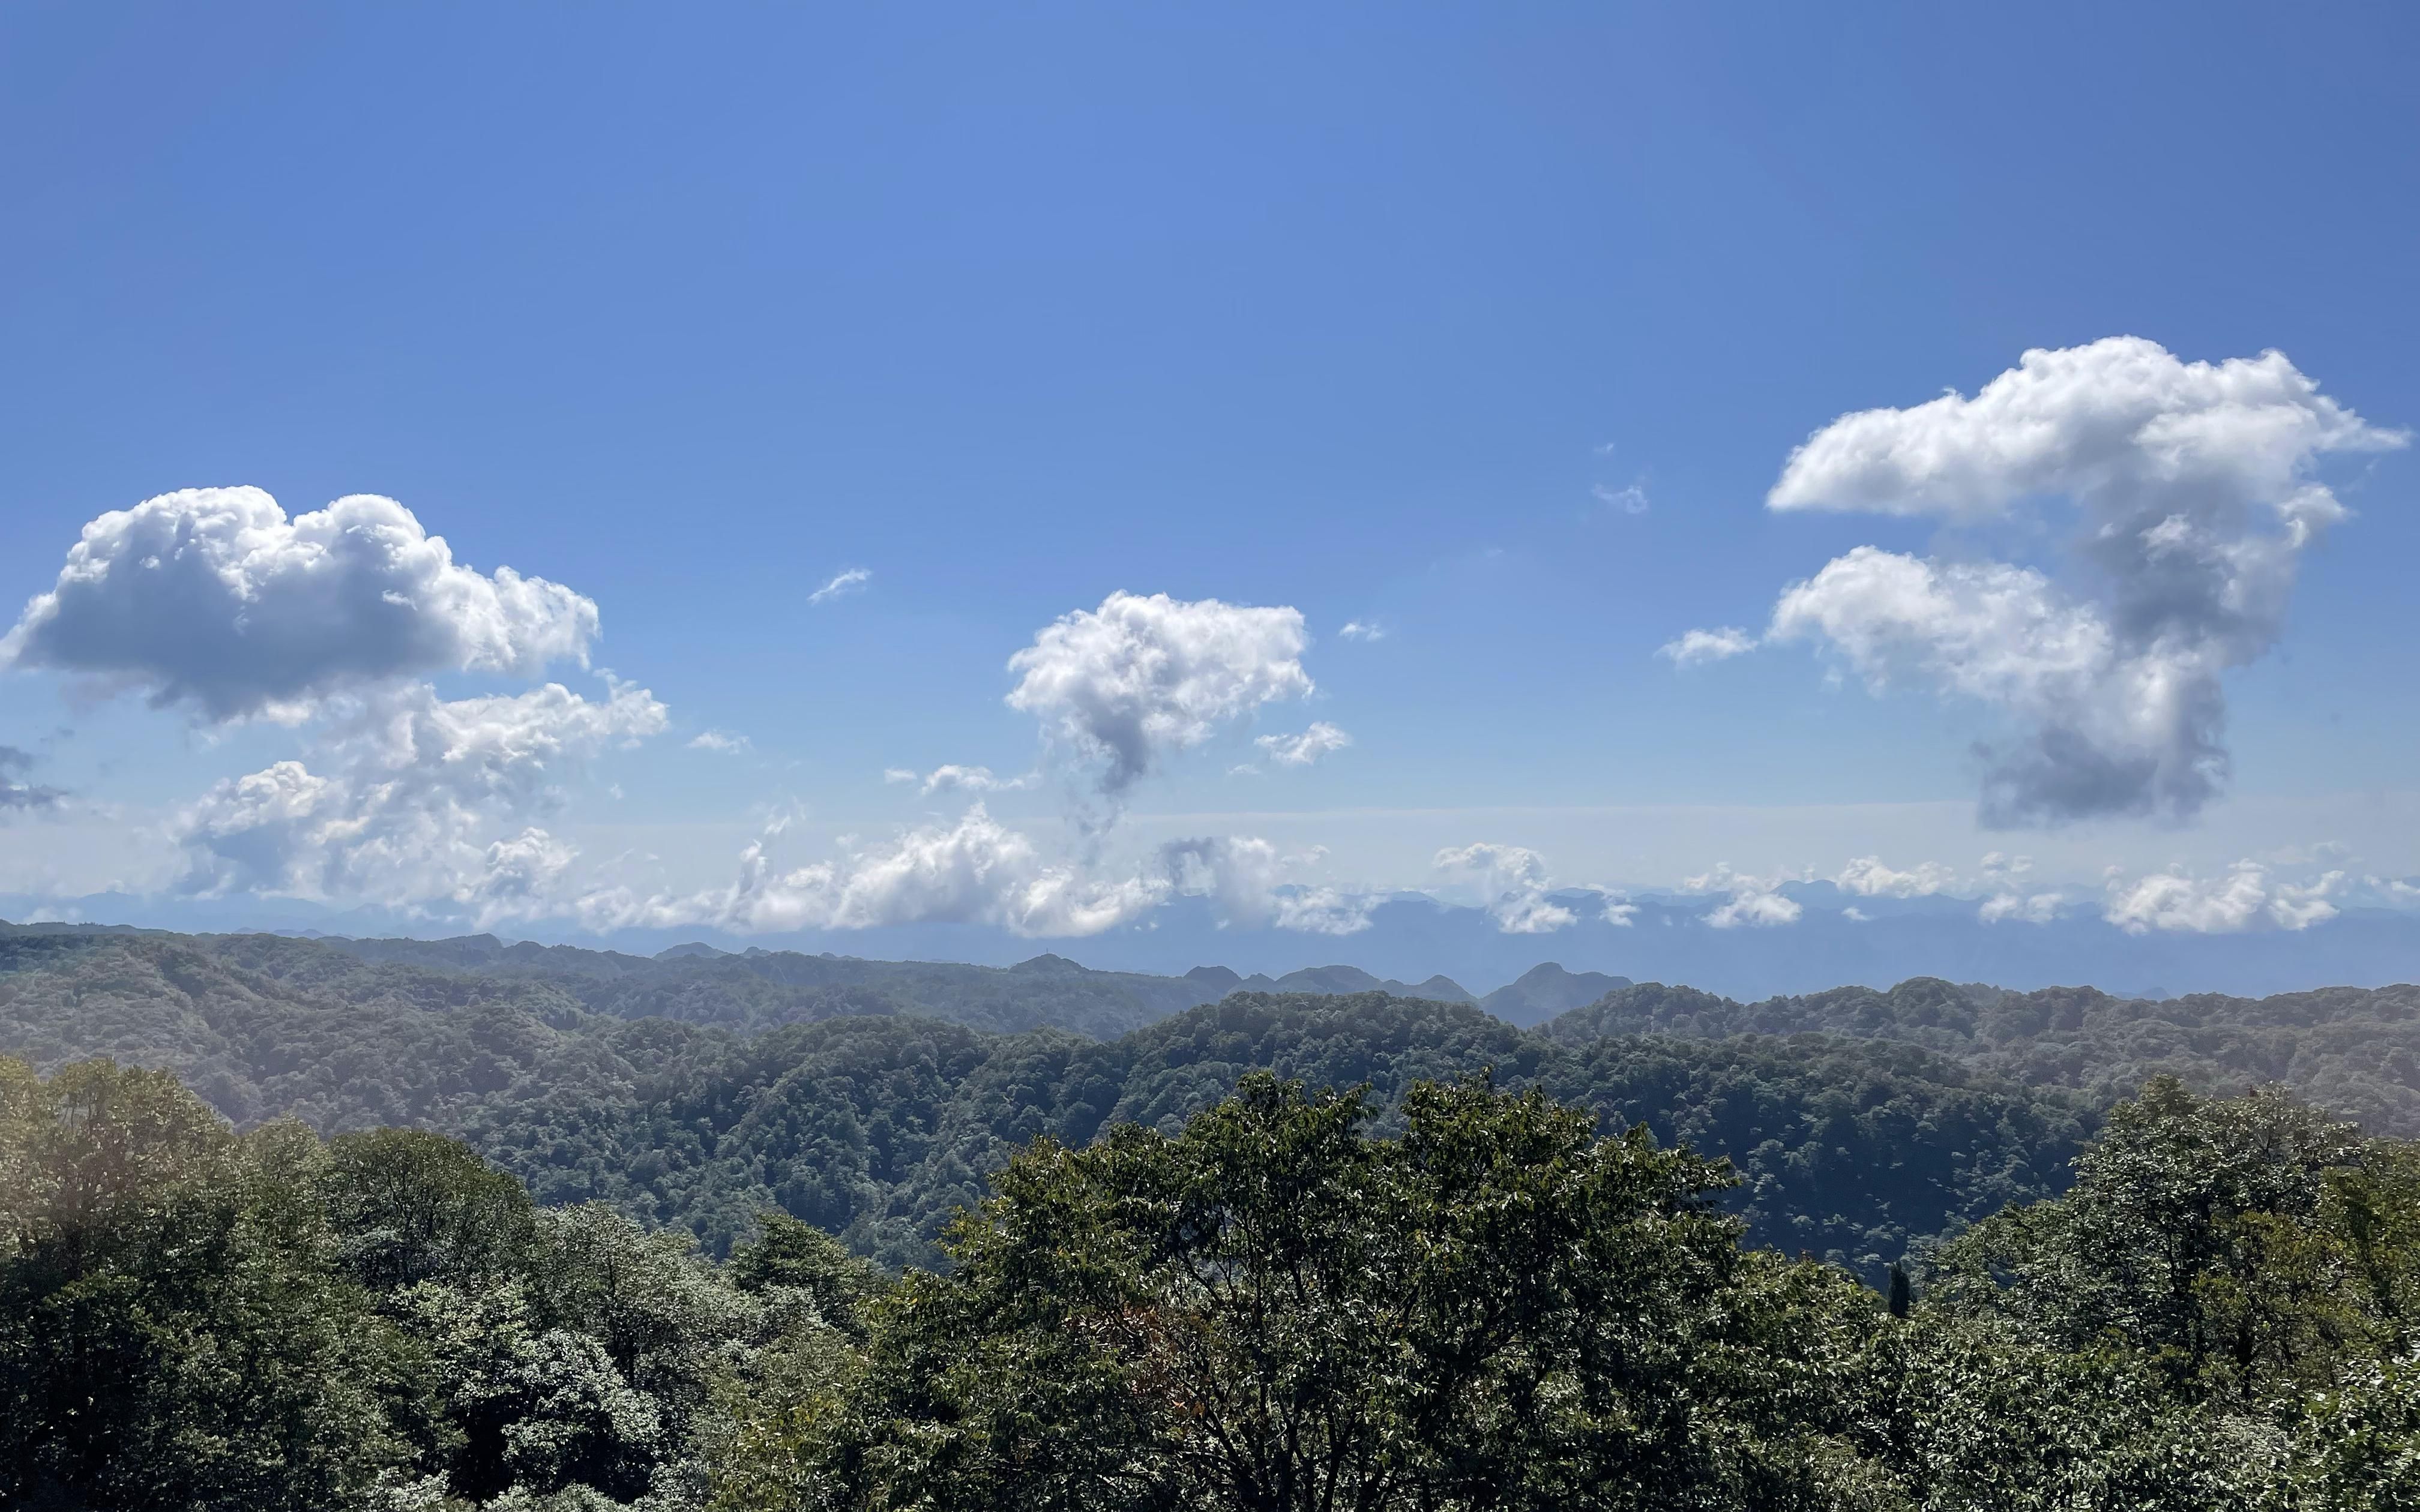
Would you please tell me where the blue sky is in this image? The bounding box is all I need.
[3,2,2417,947]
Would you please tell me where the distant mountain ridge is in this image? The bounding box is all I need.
[17,876,2420,998]
[0,914,1644,1030]
[8,919,2416,1138]
[0,917,1499,1036]
[0,922,2090,1279]
[8,919,2420,1283]
[1221,963,1482,1004]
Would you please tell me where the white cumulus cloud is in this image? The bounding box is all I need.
[1160,835,1284,929]
[1337,620,1386,641]
[1759,338,2403,826]
[1979,890,2064,925]
[1435,843,1576,934]
[1005,591,1313,797]
[688,730,751,754]
[595,805,1164,938]
[1771,546,2226,824]
[1768,338,2396,520]
[2,488,598,722]
[1160,836,1377,935]
[1834,856,1957,898]
[568,590,1335,940]
[175,679,667,919]
[1685,863,1804,929]
[1708,890,1801,928]
[595,819,1370,941]
[2104,860,2344,935]
[1975,852,2064,923]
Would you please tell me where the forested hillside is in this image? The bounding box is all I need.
[0,926,2074,1276]
[1554,976,2420,1136]
[5,923,2417,1281]
[0,920,1540,1036]
[11,1057,2420,1510]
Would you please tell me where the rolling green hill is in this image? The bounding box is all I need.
[0,927,2079,1277]
[7,923,2413,1282]
[1551,975,2420,1135]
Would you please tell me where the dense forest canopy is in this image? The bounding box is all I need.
[5,925,2418,1278]
[0,926,2110,1276]
[10,1057,2420,1509]
[5,925,2420,1504]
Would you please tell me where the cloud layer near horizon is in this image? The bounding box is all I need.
[1434,843,1582,934]
[572,811,1371,940]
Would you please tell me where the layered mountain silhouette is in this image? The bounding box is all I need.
[19,877,2420,998]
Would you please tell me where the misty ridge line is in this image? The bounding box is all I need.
[14,858,2420,1002]
[12,919,2420,1280]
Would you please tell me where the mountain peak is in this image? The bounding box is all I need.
[1011,953,1087,974]
[1482,962,1635,1028]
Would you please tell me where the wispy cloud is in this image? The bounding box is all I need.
[1834,856,1955,898]
[885,763,1037,796]
[688,730,751,754]
[0,745,64,815]
[921,764,1035,797]
[1658,627,1757,667]
[1338,620,1386,642]
[1592,479,1650,514]
[1254,722,1352,768]
[807,567,872,606]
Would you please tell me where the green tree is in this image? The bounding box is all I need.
[1881,1078,2420,1507]
[325,1125,539,1291]
[1931,1076,2373,1406]
[729,1209,888,1339]
[815,1073,1874,1512]
[0,1058,423,1511]
[2293,1357,2420,1507]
